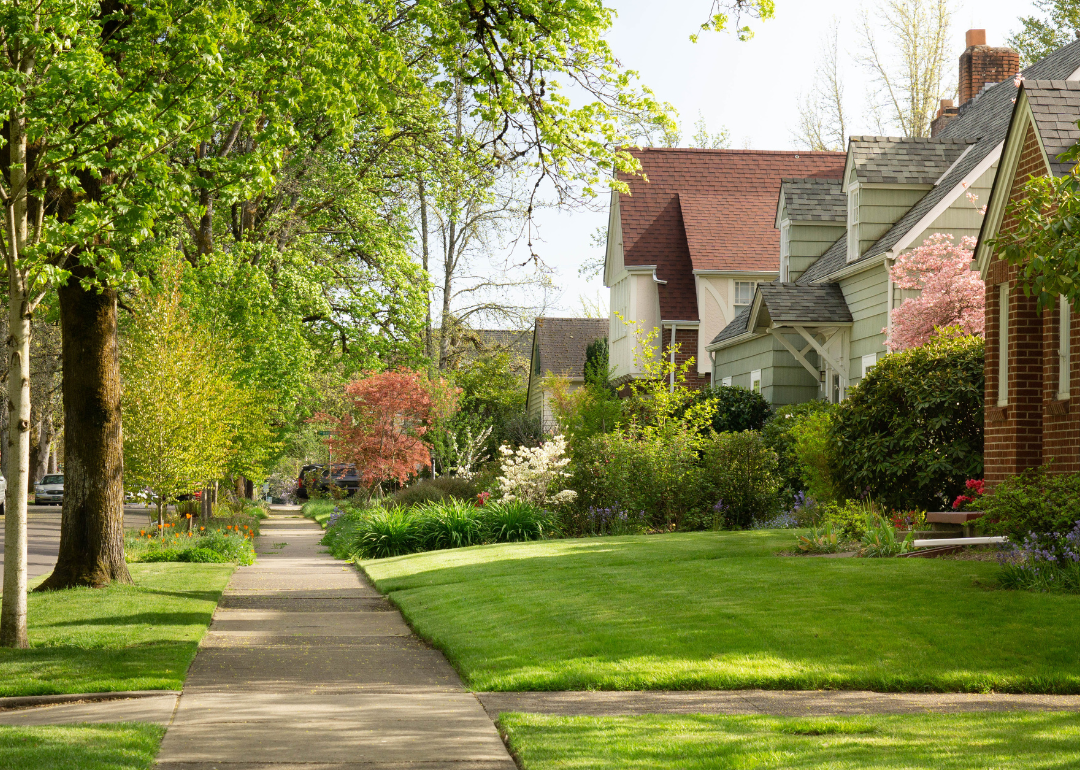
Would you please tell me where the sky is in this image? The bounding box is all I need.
[508,0,1041,320]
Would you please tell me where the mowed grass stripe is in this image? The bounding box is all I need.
[361,531,1080,693]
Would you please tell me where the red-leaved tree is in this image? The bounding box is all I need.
[328,370,458,490]
[885,234,984,352]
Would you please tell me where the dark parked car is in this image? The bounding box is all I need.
[296,463,360,499]
[35,474,64,505]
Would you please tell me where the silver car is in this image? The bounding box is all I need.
[35,474,64,505]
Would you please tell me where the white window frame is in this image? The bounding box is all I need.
[1059,295,1071,400]
[734,280,756,309]
[998,283,1009,407]
[847,186,860,263]
[721,376,732,387]
[861,353,877,377]
[750,369,762,394]
[780,221,791,283]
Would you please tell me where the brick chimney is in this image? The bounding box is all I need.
[930,98,959,137]
[959,29,1020,106]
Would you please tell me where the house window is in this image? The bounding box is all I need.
[780,222,791,282]
[847,187,860,263]
[1059,295,1071,400]
[750,369,761,394]
[722,376,732,387]
[861,353,877,377]
[734,281,756,309]
[998,284,1009,406]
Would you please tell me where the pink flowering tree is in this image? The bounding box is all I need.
[885,234,984,352]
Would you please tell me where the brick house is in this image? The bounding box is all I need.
[602,148,846,390]
[975,80,1080,485]
[708,32,1080,407]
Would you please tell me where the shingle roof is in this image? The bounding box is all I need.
[848,136,973,185]
[1025,80,1080,176]
[708,283,852,347]
[779,178,846,222]
[617,148,845,320]
[530,318,608,380]
[799,39,1080,284]
[758,283,852,324]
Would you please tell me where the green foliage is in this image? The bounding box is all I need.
[388,477,479,508]
[584,338,610,386]
[419,499,486,550]
[352,509,420,559]
[789,410,841,503]
[485,500,554,542]
[690,385,773,434]
[699,431,780,529]
[795,521,841,554]
[821,499,885,541]
[439,349,529,458]
[1009,0,1080,66]
[981,468,1080,541]
[126,528,256,566]
[831,332,984,510]
[763,400,835,501]
[861,515,914,558]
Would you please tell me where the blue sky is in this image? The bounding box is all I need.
[513,0,1040,318]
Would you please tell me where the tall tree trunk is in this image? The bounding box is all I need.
[1,108,32,648]
[37,273,130,590]
[419,177,434,373]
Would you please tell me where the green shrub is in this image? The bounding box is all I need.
[177,546,231,563]
[353,509,422,559]
[981,467,1080,541]
[126,528,255,565]
[790,411,841,503]
[699,431,780,529]
[389,477,478,508]
[485,499,553,542]
[690,385,772,434]
[763,401,836,502]
[860,514,914,557]
[832,332,984,509]
[419,499,485,550]
[795,521,841,554]
[821,499,884,540]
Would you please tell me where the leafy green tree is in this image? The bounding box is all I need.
[831,330,984,510]
[121,268,238,529]
[1009,0,1080,66]
[688,385,772,435]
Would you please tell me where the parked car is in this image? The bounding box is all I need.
[296,463,360,499]
[35,474,64,505]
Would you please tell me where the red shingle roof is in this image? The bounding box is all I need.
[618,148,846,321]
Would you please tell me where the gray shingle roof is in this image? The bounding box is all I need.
[709,305,753,346]
[530,317,608,380]
[780,178,846,222]
[758,283,852,324]
[1025,80,1080,176]
[848,136,973,185]
[799,39,1080,285]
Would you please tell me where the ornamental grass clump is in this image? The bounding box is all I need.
[860,514,914,557]
[352,509,422,559]
[418,499,485,550]
[998,522,1080,593]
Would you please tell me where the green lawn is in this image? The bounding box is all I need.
[361,531,1080,693]
[498,712,1080,769]
[302,499,336,527]
[0,563,232,697]
[0,724,164,770]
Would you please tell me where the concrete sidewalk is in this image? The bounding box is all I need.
[154,512,515,770]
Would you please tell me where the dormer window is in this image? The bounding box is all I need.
[780,221,791,282]
[847,186,860,262]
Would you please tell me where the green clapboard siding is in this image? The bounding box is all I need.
[840,262,888,386]
[856,187,929,256]
[788,222,845,283]
[712,333,819,405]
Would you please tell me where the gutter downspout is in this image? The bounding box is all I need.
[669,324,677,392]
[885,257,894,348]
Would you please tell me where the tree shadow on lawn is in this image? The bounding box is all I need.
[362,533,1080,694]
[40,611,214,628]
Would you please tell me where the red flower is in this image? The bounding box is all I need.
[952,495,972,510]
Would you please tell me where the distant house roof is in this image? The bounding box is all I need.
[1024,79,1080,176]
[616,148,846,321]
[528,317,608,382]
[847,136,973,186]
[798,39,1080,286]
[779,178,846,223]
[438,327,533,373]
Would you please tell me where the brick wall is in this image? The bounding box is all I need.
[661,327,711,390]
[984,121,1080,486]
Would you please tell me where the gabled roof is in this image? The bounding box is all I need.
[528,318,608,381]
[1025,80,1080,176]
[799,38,1080,285]
[847,136,974,186]
[778,178,846,223]
[708,305,753,346]
[757,283,852,325]
[615,148,845,320]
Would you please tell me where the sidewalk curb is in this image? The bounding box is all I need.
[0,690,181,711]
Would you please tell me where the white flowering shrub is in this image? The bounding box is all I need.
[496,435,578,507]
